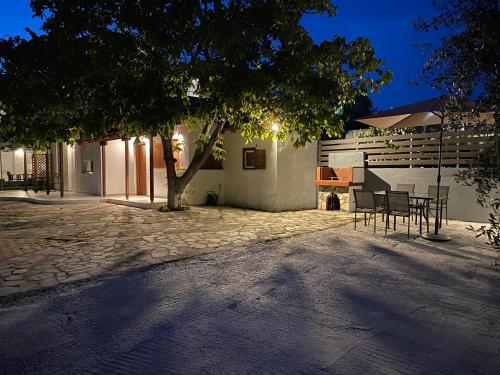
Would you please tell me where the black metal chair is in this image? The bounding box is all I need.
[386,191,412,238]
[354,190,384,233]
[428,185,450,226]
[373,193,386,224]
[396,184,416,223]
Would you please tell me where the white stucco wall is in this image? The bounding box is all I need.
[105,139,127,195]
[0,151,15,181]
[154,169,224,205]
[72,130,319,212]
[277,141,317,211]
[362,167,492,222]
[0,149,33,181]
[223,133,279,211]
[75,142,101,195]
[66,144,75,191]
[222,133,317,212]
[75,138,145,197]
[50,143,75,192]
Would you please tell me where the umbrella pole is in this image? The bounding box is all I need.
[434,117,443,235]
[424,115,451,241]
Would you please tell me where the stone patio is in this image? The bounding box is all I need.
[0,201,352,297]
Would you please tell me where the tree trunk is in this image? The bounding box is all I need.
[166,179,182,209]
[161,134,181,210]
[161,120,225,210]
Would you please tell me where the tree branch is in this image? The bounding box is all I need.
[177,119,225,191]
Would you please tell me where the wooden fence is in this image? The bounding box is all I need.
[319,130,491,168]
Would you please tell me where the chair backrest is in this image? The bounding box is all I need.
[387,191,410,213]
[374,194,386,209]
[396,183,415,193]
[428,185,450,199]
[6,171,13,181]
[354,190,375,210]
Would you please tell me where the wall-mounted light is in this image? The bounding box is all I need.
[271,123,280,132]
[15,148,24,156]
[173,132,184,143]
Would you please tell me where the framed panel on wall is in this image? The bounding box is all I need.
[82,160,94,174]
[242,147,265,169]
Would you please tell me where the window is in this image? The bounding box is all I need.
[243,148,255,169]
[153,139,180,169]
[242,147,266,169]
[82,160,94,174]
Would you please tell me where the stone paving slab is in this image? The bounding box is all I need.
[0,202,352,298]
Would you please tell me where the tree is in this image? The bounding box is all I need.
[342,95,373,131]
[415,0,500,249]
[320,95,373,140]
[1,1,391,209]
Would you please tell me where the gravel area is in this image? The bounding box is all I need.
[0,216,499,374]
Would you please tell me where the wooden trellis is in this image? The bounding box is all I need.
[32,151,55,192]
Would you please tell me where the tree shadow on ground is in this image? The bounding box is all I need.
[1,238,500,375]
[337,286,498,374]
[0,257,335,374]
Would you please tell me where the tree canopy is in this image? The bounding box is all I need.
[415,0,500,106]
[1,0,391,208]
[416,0,500,249]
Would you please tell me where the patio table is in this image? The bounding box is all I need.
[373,191,448,234]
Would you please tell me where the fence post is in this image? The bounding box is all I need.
[409,134,413,168]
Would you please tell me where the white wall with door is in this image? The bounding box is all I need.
[75,142,102,195]
[0,148,33,182]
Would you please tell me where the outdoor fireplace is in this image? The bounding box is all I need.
[326,193,341,210]
[314,166,364,212]
[317,187,350,211]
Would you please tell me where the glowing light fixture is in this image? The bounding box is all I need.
[271,123,280,132]
[15,148,24,156]
[173,132,184,142]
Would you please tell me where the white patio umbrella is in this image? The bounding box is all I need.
[356,96,492,241]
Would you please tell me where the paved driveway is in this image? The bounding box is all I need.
[0,217,499,374]
[0,202,351,297]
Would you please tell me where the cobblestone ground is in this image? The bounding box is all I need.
[0,202,351,297]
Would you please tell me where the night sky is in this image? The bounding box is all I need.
[0,0,445,111]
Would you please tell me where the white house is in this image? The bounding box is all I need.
[63,126,318,211]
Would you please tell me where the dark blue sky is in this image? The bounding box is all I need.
[0,0,444,111]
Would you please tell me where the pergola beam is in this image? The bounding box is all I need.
[100,141,107,197]
[58,142,64,198]
[123,138,130,200]
[23,148,28,192]
[33,150,38,193]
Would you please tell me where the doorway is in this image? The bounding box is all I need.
[135,143,147,195]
